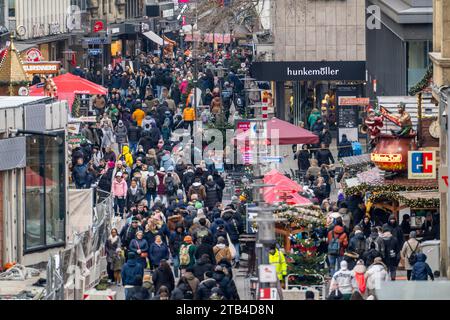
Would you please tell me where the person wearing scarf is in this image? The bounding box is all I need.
[106,228,121,282]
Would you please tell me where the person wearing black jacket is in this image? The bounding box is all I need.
[126,179,145,209]
[382,214,405,248]
[127,121,141,154]
[193,254,215,282]
[338,134,354,159]
[212,265,240,300]
[152,260,175,294]
[295,144,311,173]
[222,210,241,268]
[136,70,150,100]
[194,235,215,265]
[421,213,440,241]
[316,143,335,167]
[169,224,187,278]
[212,171,225,193]
[204,177,222,210]
[319,127,332,146]
[196,271,217,300]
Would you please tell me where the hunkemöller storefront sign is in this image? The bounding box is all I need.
[250,61,366,81]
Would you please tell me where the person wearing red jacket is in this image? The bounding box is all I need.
[327,224,349,276]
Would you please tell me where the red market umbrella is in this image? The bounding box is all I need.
[264,171,303,193]
[264,189,311,205]
[234,117,319,145]
[28,73,108,110]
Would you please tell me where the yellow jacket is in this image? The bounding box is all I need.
[269,249,287,280]
[120,145,134,168]
[183,107,196,122]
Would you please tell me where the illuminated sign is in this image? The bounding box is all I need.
[371,153,402,163]
[23,62,60,74]
[338,97,370,106]
[408,151,436,179]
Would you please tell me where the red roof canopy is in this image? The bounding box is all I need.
[29,73,107,109]
[234,117,319,145]
[262,169,310,205]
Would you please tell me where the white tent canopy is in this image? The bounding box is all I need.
[143,31,170,46]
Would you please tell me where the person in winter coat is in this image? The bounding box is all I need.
[196,271,217,300]
[382,214,405,248]
[411,253,434,281]
[319,127,332,146]
[358,216,373,238]
[362,241,382,267]
[338,134,354,159]
[213,237,233,264]
[127,121,141,154]
[352,259,367,296]
[366,227,385,260]
[308,108,322,129]
[132,106,146,127]
[120,145,134,169]
[421,212,440,241]
[295,144,311,173]
[149,235,170,269]
[129,231,149,268]
[193,253,215,281]
[380,226,400,280]
[348,227,366,258]
[112,172,128,216]
[179,236,197,271]
[169,224,187,277]
[305,159,321,186]
[188,180,207,201]
[120,217,143,250]
[364,257,389,296]
[327,224,349,275]
[171,277,195,300]
[400,231,422,280]
[152,285,170,300]
[204,176,222,210]
[152,260,175,294]
[194,235,215,264]
[268,244,287,281]
[223,211,241,267]
[121,252,145,300]
[115,120,128,150]
[126,178,145,209]
[316,144,335,167]
[329,260,355,300]
[183,104,196,135]
[161,153,175,172]
[213,265,240,300]
[105,228,121,282]
[72,157,89,189]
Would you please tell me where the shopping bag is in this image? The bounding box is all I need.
[227,233,236,259]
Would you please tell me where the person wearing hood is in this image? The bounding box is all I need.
[329,260,355,300]
[222,210,242,268]
[352,259,367,296]
[145,167,160,206]
[268,244,287,282]
[420,212,440,241]
[327,224,349,275]
[348,226,366,258]
[120,145,134,169]
[213,236,233,264]
[152,285,170,300]
[308,108,322,129]
[338,134,354,159]
[149,122,162,149]
[365,227,385,261]
[205,175,222,210]
[411,253,434,281]
[194,234,215,264]
[152,259,175,294]
[213,265,240,300]
[183,103,196,136]
[169,224,187,277]
[401,231,422,280]
[121,252,145,300]
[188,178,207,201]
[382,214,404,248]
[193,254,215,282]
[364,257,389,296]
[358,216,373,238]
[141,115,154,132]
[156,168,167,204]
[161,152,175,171]
[380,226,400,280]
[182,166,196,192]
[72,157,89,189]
[196,271,217,300]
[171,276,195,300]
[115,120,128,151]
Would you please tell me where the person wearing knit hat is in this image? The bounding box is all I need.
[352,259,367,296]
[179,235,196,270]
[365,256,389,296]
[329,260,355,300]
[400,230,421,280]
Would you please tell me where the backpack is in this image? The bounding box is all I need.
[354,238,366,256]
[328,233,341,256]
[384,238,397,259]
[147,175,157,191]
[367,237,381,255]
[179,244,191,266]
[166,176,175,195]
[196,227,209,240]
[407,241,419,265]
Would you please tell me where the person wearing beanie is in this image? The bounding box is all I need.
[401,231,421,280]
[411,253,434,281]
[380,225,400,280]
[179,235,197,270]
[352,259,367,296]
[121,251,145,300]
[196,271,217,300]
[329,260,355,300]
[364,257,389,297]
[382,214,404,248]
[349,226,366,257]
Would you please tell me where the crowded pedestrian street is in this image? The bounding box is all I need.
[0,0,449,306]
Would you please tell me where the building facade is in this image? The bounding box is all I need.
[366,0,433,98]
[429,0,450,279]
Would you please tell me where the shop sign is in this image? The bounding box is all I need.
[26,48,43,62]
[69,116,98,123]
[83,37,111,45]
[92,20,106,33]
[259,288,278,300]
[88,48,103,56]
[235,120,251,132]
[371,153,402,163]
[439,166,448,193]
[49,22,61,35]
[250,61,366,81]
[23,62,60,74]
[408,151,436,179]
[32,24,46,38]
[67,123,80,135]
[338,97,370,106]
[68,134,84,145]
[259,265,278,283]
[162,9,174,18]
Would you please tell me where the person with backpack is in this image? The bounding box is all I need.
[194,234,215,264]
[164,169,180,199]
[188,178,207,201]
[329,260,355,300]
[400,231,421,280]
[193,254,215,282]
[121,252,145,300]
[145,167,159,206]
[213,236,233,264]
[348,226,366,258]
[204,176,222,211]
[366,227,385,259]
[179,235,197,272]
[362,241,382,266]
[223,211,241,268]
[212,265,240,300]
[380,226,400,281]
[411,253,434,281]
[327,224,349,276]
[171,276,195,300]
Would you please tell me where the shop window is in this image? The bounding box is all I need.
[24,133,66,252]
[407,41,432,93]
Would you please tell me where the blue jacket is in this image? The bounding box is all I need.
[121,257,144,286]
[149,242,169,266]
[72,163,88,188]
[129,238,149,255]
[210,218,226,236]
[411,253,434,281]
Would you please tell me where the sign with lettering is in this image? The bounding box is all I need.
[338,97,370,106]
[25,48,43,62]
[439,166,448,193]
[408,151,436,179]
[23,62,60,74]
[250,61,366,81]
[259,265,278,283]
[49,22,61,35]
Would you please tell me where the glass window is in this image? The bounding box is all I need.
[407,41,432,92]
[8,0,15,17]
[25,133,66,252]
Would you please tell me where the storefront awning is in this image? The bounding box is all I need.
[143,31,165,46]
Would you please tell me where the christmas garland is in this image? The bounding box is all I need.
[273,205,326,230]
[344,183,437,197]
[368,191,439,208]
[408,64,433,96]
